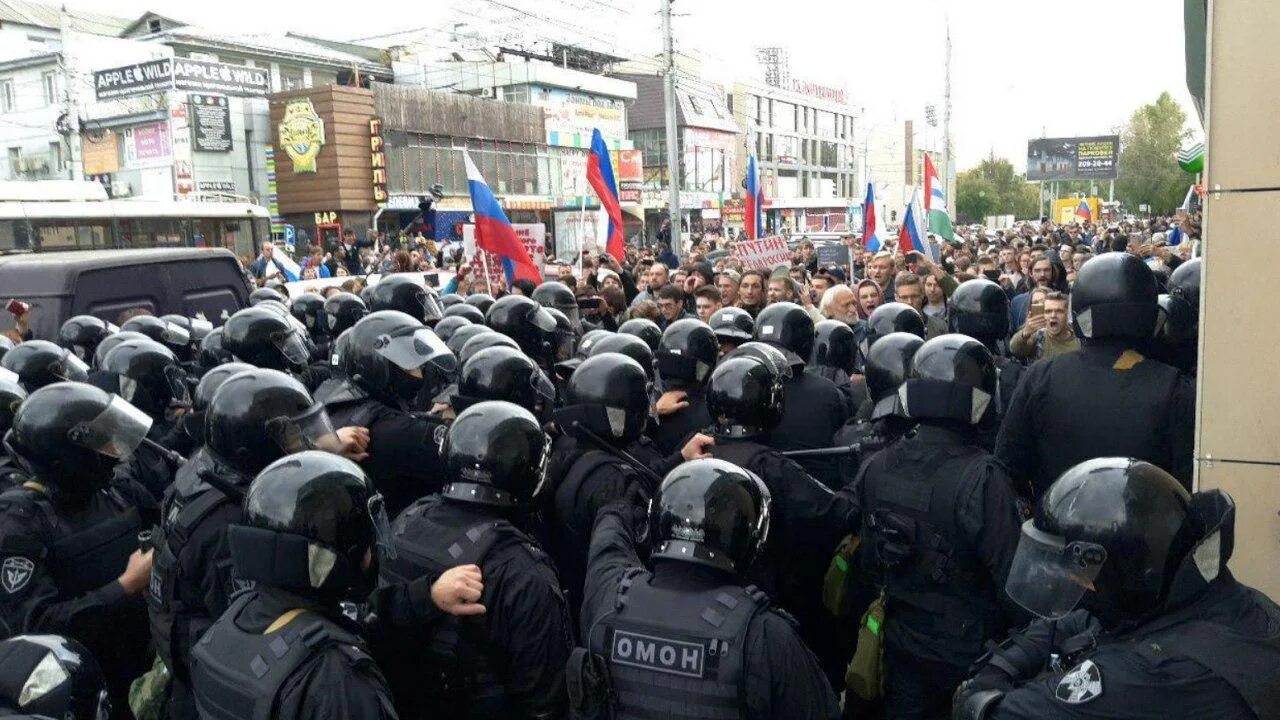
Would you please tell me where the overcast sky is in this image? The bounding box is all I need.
[65,0,1199,171]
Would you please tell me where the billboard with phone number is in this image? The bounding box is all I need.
[1026,136,1119,181]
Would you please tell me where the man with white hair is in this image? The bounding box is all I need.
[820,284,859,324]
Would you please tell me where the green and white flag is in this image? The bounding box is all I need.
[923,153,956,242]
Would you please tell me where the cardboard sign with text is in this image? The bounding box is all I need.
[462,223,546,290]
[733,236,792,270]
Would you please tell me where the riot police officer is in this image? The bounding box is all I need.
[0,373,28,490]
[702,346,851,682]
[996,252,1195,497]
[248,286,286,306]
[617,318,662,353]
[314,311,455,516]
[831,331,924,481]
[365,274,446,326]
[857,301,926,373]
[752,303,849,488]
[1,340,89,392]
[149,368,354,719]
[531,280,580,331]
[587,333,654,379]
[464,292,496,315]
[948,279,1022,449]
[120,315,193,360]
[101,338,192,499]
[220,305,312,373]
[380,401,571,720]
[1152,257,1201,376]
[855,334,1024,719]
[193,328,232,377]
[451,346,555,419]
[577,459,840,720]
[433,315,474,346]
[289,292,330,351]
[812,318,863,415]
[551,328,610,385]
[442,302,486,325]
[708,306,754,357]
[58,315,116,365]
[457,331,520,369]
[954,458,1280,720]
[159,315,214,365]
[486,294,558,371]
[190,451,398,720]
[323,291,368,338]
[0,383,158,714]
[649,318,717,456]
[0,634,110,720]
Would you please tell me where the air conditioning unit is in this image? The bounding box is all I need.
[111,181,132,197]
[479,87,495,99]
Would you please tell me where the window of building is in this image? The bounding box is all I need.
[0,80,14,112]
[774,101,795,132]
[48,141,63,172]
[6,147,19,177]
[41,72,56,106]
[147,18,162,33]
[687,95,703,116]
[279,66,305,92]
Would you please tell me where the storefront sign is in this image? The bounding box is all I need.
[94,59,172,100]
[721,199,745,225]
[789,79,848,104]
[733,236,791,270]
[190,94,233,153]
[197,180,236,192]
[315,211,338,225]
[464,223,547,290]
[278,99,325,173]
[537,87,627,146]
[125,121,172,165]
[370,117,388,206]
[81,132,119,175]
[173,58,270,97]
[616,149,642,204]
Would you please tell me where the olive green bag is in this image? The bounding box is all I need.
[822,534,861,618]
[845,591,886,702]
[128,653,170,720]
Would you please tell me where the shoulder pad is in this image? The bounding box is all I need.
[335,641,376,669]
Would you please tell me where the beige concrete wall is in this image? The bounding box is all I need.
[1197,0,1280,599]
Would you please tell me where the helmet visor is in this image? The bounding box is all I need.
[270,329,313,368]
[421,290,444,324]
[265,403,343,455]
[374,328,458,375]
[530,307,557,333]
[531,369,556,407]
[188,317,213,340]
[68,395,152,459]
[159,322,191,347]
[0,366,19,385]
[553,329,576,363]
[1005,520,1108,621]
[368,492,397,560]
[57,350,90,382]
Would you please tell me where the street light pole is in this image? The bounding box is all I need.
[661,0,682,258]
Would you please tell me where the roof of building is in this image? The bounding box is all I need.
[616,73,738,134]
[0,0,129,35]
[140,25,390,73]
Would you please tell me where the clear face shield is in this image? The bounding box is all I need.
[552,328,577,364]
[367,492,397,561]
[159,321,192,348]
[1005,520,1109,621]
[374,327,458,376]
[17,636,112,720]
[0,366,19,385]
[57,350,90,382]
[264,403,345,456]
[66,395,153,459]
[417,289,445,324]
[270,328,313,368]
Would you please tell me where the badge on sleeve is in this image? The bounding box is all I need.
[2,557,34,594]
[1055,659,1103,705]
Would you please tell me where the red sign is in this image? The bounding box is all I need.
[616,149,642,204]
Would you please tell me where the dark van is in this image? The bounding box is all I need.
[0,248,250,340]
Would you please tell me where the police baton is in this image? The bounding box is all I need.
[140,437,187,468]
[780,442,863,459]
[569,421,665,486]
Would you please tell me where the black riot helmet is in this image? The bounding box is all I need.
[93,331,149,370]
[193,362,255,413]
[650,459,771,575]
[442,302,485,325]
[0,376,27,436]
[440,294,464,309]
[120,315,192,356]
[531,281,579,326]
[441,401,550,508]
[433,315,474,345]
[899,334,996,425]
[290,293,328,338]
[0,335,13,364]
[948,279,1010,345]
[101,338,190,417]
[485,295,557,364]
[322,291,368,336]
[0,634,110,720]
[366,275,444,325]
[1166,258,1202,335]
[229,451,388,600]
[708,306,755,348]
[58,315,116,363]
[221,306,311,372]
[865,332,924,420]
[544,307,578,364]
[204,369,341,478]
[159,315,214,363]
[263,278,287,294]
[1007,458,1194,627]
[1,340,89,392]
[866,302,926,345]
[554,353,650,446]
[249,287,286,306]
[5,382,151,493]
[811,320,857,373]
[458,331,520,367]
[1071,252,1158,342]
[454,346,555,415]
[553,328,611,380]
[445,324,493,359]
[589,333,655,379]
[752,301,814,363]
[618,318,662,353]
[707,344,791,437]
[343,311,455,402]
[656,319,718,390]
[464,293,496,315]
[195,327,232,372]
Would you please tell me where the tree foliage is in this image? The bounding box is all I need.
[1116,92,1192,215]
[955,156,1040,223]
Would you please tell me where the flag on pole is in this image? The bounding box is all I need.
[745,154,764,239]
[1074,198,1092,222]
[923,154,955,242]
[464,151,542,285]
[586,129,626,263]
[896,187,931,259]
[862,181,881,252]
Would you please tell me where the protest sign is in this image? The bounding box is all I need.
[733,236,791,270]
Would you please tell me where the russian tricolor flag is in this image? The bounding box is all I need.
[1075,199,1092,222]
[862,181,881,252]
[586,129,626,263]
[897,187,930,258]
[464,152,542,285]
[745,155,764,239]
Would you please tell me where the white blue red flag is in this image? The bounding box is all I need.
[1075,199,1092,222]
[897,187,931,259]
[586,129,626,263]
[745,155,764,239]
[464,152,542,285]
[863,181,881,252]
